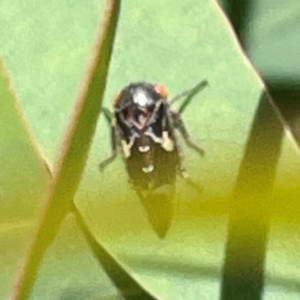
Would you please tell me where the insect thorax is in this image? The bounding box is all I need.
[113,82,178,189]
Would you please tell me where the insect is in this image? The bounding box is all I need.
[99,80,208,198]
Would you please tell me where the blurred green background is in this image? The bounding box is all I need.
[1,0,300,299]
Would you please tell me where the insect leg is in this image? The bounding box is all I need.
[101,107,114,123]
[174,132,190,179]
[174,130,203,193]
[172,112,205,156]
[170,79,208,109]
[99,110,118,170]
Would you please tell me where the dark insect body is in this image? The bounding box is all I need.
[99,80,208,197]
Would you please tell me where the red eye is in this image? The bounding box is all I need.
[154,84,168,99]
[112,92,120,106]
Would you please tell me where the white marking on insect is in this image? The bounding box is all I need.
[121,140,131,158]
[133,89,151,107]
[139,145,150,152]
[142,164,154,173]
[162,131,174,152]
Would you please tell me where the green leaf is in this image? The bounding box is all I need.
[9,1,123,299]
[0,59,50,300]
[2,0,300,299]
